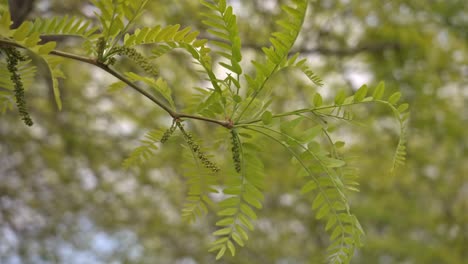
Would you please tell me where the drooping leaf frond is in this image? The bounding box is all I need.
[122,72,175,109]
[201,0,242,76]
[391,112,408,171]
[124,24,193,46]
[291,57,324,87]
[180,144,218,223]
[236,0,308,121]
[242,124,364,263]
[122,128,166,169]
[41,55,65,110]
[28,15,98,38]
[122,24,210,62]
[210,130,265,259]
[370,82,409,171]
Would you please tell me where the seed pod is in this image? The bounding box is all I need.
[160,121,177,143]
[2,47,33,126]
[230,129,241,173]
[108,46,158,76]
[176,121,220,173]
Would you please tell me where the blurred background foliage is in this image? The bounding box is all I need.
[0,0,467,263]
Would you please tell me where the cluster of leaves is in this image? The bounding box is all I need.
[0,0,409,263]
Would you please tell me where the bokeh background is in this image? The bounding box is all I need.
[1,0,467,263]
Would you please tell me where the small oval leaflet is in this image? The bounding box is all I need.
[313,93,323,107]
[261,110,273,125]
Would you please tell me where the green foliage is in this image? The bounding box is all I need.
[239,120,365,264]
[201,0,242,76]
[122,128,165,168]
[210,131,265,259]
[123,72,175,108]
[235,0,314,121]
[0,0,411,263]
[26,15,98,38]
[180,142,218,223]
[91,0,148,47]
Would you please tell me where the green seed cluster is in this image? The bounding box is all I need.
[230,129,241,173]
[109,46,158,76]
[1,47,33,126]
[177,121,220,173]
[160,122,177,143]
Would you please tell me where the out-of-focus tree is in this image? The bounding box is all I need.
[0,0,466,264]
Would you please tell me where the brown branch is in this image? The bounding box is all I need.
[0,39,232,129]
[33,31,402,58]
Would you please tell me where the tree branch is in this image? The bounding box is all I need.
[0,39,232,129]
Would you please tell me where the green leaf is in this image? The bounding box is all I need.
[216,217,235,226]
[231,232,245,247]
[243,192,262,209]
[325,216,337,231]
[227,240,236,256]
[334,141,345,148]
[280,117,302,134]
[208,242,225,251]
[218,207,238,216]
[330,225,343,240]
[316,204,330,219]
[321,156,346,168]
[219,196,241,207]
[41,55,64,110]
[313,93,323,107]
[12,22,31,41]
[233,94,242,103]
[388,92,401,105]
[37,41,56,55]
[398,103,409,113]
[107,81,127,93]
[235,225,249,241]
[372,81,385,100]
[334,90,346,105]
[261,111,273,125]
[300,180,318,194]
[239,204,257,220]
[299,124,323,143]
[0,11,12,34]
[354,84,368,102]
[213,227,232,236]
[238,214,254,230]
[312,193,324,210]
[215,245,227,260]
